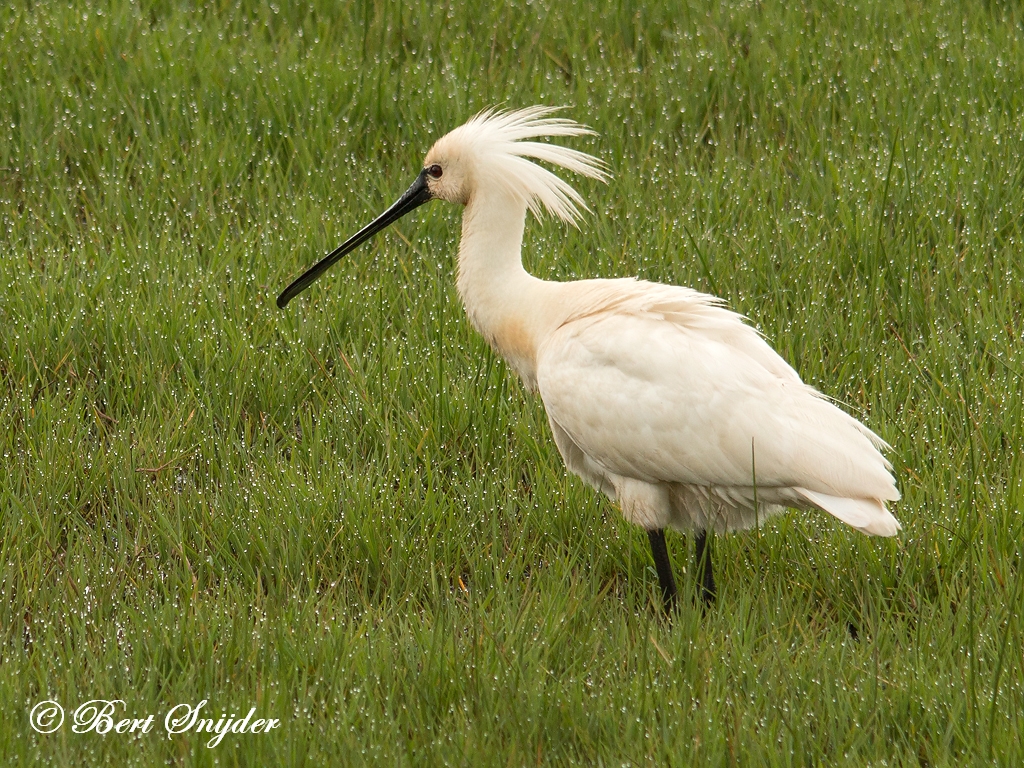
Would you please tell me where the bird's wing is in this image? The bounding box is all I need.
[537,283,898,503]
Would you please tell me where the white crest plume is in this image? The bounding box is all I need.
[446,106,609,224]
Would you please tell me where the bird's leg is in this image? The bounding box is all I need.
[647,529,677,614]
[694,530,716,609]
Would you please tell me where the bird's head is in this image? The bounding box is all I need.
[277,106,607,308]
[418,137,471,206]
[420,106,607,216]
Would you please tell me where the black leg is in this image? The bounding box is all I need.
[647,529,677,614]
[694,529,716,609]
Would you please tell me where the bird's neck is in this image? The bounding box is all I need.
[454,189,559,389]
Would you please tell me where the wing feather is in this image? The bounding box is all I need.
[537,283,899,504]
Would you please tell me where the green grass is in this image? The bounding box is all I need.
[2,0,1023,764]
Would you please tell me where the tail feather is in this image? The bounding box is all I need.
[796,488,902,537]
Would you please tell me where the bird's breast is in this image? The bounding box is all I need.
[485,317,539,390]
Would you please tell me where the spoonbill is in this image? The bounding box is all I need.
[278,107,901,612]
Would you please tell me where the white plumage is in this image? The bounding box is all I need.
[537,280,900,537]
[279,106,901,609]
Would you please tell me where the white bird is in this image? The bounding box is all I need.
[278,107,901,612]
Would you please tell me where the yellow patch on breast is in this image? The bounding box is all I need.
[489,318,536,368]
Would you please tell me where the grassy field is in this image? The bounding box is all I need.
[2,0,1023,764]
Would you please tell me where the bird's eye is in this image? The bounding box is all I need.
[427,164,443,179]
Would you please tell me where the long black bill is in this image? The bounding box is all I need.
[277,169,433,309]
